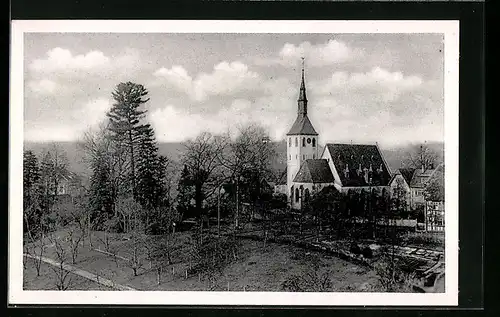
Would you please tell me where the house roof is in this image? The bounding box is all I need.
[325,143,391,187]
[293,159,335,183]
[409,163,444,188]
[276,168,287,185]
[286,115,318,136]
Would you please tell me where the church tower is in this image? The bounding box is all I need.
[286,61,319,202]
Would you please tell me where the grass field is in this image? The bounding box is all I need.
[23,228,382,292]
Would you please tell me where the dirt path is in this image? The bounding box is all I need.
[24,253,136,291]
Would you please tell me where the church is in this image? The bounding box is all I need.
[276,65,392,210]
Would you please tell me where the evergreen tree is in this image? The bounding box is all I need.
[176,164,194,220]
[136,124,167,211]
[88,149,114,226]
[23,150,40,210]
[23,150,41,233]
[107,82,150,199]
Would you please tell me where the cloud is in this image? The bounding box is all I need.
[74,98,113,129]
[311,67,424,104]
[28,47,141,77]
[256,39,364,67]
[30,48,110,73]
[27,79,58,95]
[152,61,260,101]
[24,98,112,142]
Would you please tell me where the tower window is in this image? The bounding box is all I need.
[289,154,291,160]
[312,138,316,147]
[289,138,291,147]
[295,137,298,147]
[302,137,306,147]
[302,155,305,160]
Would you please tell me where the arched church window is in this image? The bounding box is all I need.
[302,137,306,147]
[313,154,316,159]
[312,138,316,147]
[304,188,310,202]
[295,188,300,202]
[291,186,294,201]
[295,137,298,147]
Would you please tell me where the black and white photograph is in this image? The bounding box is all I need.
[9,20,459,306]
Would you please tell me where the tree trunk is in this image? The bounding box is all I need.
[235,177,240,229]
[128,129,136,199]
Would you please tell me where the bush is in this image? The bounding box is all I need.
[350,242,361,254]
[373,254,418,292]
[402,232,444,248]
[362,247,373,258]
[104,216,123,233]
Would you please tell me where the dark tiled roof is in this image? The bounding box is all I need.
[399,168,416,185]
[276,168,287,185]
[293,159,335,183]
[286,115,318,136]
[325,143,391,187]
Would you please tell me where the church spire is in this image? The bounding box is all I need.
[298,57,308,117]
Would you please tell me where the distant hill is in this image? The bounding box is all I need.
[23,140,444,181]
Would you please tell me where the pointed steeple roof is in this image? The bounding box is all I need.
[286,59,318,136]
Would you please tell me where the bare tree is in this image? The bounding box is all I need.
[23,205,45,276]
[128,229,144,277]
[48,233,73,290]
[182,132,226,242]
[67,227,84,264]
[406,143,439,171]
[218,124,276,229]
[81,123,130,218]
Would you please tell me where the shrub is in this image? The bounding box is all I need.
[373,254,418,292]
[362,247,373,258]
[350,242,361,254]
[104,216,123,233]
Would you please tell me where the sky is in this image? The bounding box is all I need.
[23,33,444,147]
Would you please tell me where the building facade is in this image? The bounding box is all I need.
[284,65,392,210]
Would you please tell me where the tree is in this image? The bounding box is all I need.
[424,165,445,202]
[391,178,409,216]
[81,124,129,226]
[49,233,73,290]
[218,124,276,228]
[23,150,42,235]
[176,165,194,220]
[107,82,150,199]
[135,124,170,228]
[39,144,69,214]
[182,132,225,224]
[406,143,439,171]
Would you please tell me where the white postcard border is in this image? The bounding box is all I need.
[9,20,459,306]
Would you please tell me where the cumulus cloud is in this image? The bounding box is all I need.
[256,39,364,67]
[311,67,424,103]
[30,48,110,73]
[74,98,113,129]
[27,79,58,95]
[28,47,140,76]
[152,61,260,101]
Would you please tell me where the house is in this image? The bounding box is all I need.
[284,64,392,210]
[56,172,86,197]
[274,169,287,195]
[389,163,444,210]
